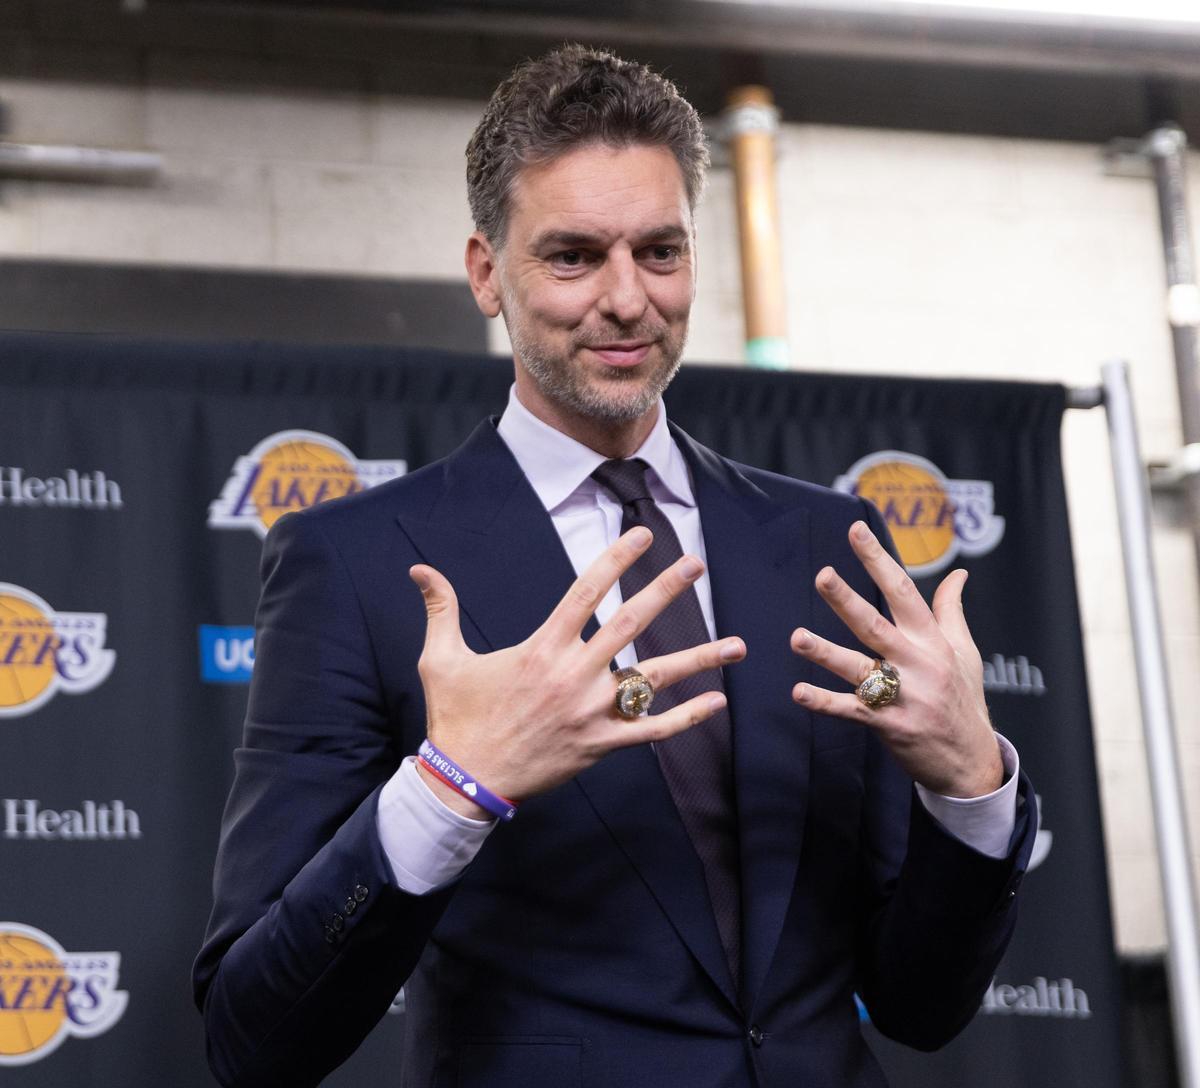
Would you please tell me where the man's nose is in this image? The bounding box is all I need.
[597,251,649,326]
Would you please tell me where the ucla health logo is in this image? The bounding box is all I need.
[0,923,128,1065]
[0,585,115,719]
[0,467,122,509]
[834,451,1005,577]
[199,625,255,684]
[208,430,406,538]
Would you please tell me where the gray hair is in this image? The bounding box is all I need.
[466,44,709,246]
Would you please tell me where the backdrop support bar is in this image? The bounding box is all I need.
[1066,383,1103,410]
[1103,358,1200,1088]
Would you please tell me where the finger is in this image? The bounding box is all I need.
[607,690,730,749]
[585,553,706,665]
[792,681,888,726]
[637,636,746,692]
[409,565,465,659]
[931,568,975,651]
[542,527,653,642]
[848,520,939,638]
[790,627,874,687]
[815,564,908,660]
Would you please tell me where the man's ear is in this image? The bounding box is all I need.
[465,231,502,318]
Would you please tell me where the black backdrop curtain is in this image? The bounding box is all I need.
[0,331,1123,1087]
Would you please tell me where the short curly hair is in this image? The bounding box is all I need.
[466,44,709,246]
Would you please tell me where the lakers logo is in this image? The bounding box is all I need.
[0,585,115,719]
[208,430,406,539]
[834,451,1005,577]
[0,923,128,1065]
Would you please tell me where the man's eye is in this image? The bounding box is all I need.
[554,250,586,267]
[648,245,680,262]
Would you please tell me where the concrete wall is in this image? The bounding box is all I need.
[1,52,1195,953]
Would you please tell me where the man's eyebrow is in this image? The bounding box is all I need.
[530,229,607,252]
[529,225,691,252]
[637,225,691,248]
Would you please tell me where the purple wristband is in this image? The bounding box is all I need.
[417,739,518,822]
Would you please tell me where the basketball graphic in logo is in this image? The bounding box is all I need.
[0,585,116,719]
[852,458,955,572]
[0,593,57,713]
[0,929,67,1060]
[0,923,128,1065]
[834,451,1005,577]
[208,430,406,538]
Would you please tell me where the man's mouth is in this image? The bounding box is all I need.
[585,342,653,367]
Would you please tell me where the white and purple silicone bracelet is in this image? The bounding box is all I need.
[417,739,518,822]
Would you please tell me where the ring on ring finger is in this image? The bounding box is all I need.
[856,659,900,709]
[614,666,655,719]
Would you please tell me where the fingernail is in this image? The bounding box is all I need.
[719,638,743,662]
[793,628,811,649]
[679,556,703,579]
[410,567,429,590]
[708,693,727,712]
[629,527,652,548]
[852,521,870,541]
[794,683,809,703]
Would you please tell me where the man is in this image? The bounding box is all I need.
[195,45,1033,1088]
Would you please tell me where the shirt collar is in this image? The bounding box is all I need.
[496,385,695,513]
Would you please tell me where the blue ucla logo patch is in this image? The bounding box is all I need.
[198,626,255,684]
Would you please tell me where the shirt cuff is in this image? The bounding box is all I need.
[914,734,1019,860]
[375,755,497,895]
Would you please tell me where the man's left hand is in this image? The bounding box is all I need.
[789,519,1003,798]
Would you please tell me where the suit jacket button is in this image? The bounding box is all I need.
[324,927,336,944]
[749,1025,764,1046]
[354,885,369,902]
[330,913,344,932]
[344,898,357,915]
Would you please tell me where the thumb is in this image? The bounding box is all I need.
[931,568,974,650]
[410,564,465,658]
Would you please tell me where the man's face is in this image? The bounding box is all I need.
[488,143,696,431]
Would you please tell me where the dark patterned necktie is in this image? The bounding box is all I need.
[591,458,741,985]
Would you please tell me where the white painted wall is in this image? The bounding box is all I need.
[1,67,1195,952]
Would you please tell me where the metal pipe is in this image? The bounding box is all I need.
[1143,125,1200,573]
[0,142,162,183]
[1066,383,1104,410]
[723,86,789,369]
[276,0,1200,80]
[1102,359,1200,1088]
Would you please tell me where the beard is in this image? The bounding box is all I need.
[505,299,688,425]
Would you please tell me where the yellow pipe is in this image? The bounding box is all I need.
[725,85,789,369]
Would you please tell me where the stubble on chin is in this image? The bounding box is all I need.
[509,323,688,426]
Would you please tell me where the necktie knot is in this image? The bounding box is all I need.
[591,458,653,506]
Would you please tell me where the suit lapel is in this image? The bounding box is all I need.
[395,421,577,655]
[673,427,815,1012]
[396,420,740,1011]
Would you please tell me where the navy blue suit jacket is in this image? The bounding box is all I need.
[194,420,1035,1088]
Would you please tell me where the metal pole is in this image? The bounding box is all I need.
[0,142,162,183]
[1144,126,1200,573]
[1102,359,1200,1088]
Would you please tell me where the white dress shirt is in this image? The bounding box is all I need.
[376,386,1019,894]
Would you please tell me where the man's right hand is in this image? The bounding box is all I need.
[409,527,746,819]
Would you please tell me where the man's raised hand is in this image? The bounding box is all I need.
[790,519,1003,799]
[410,527,745,818]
